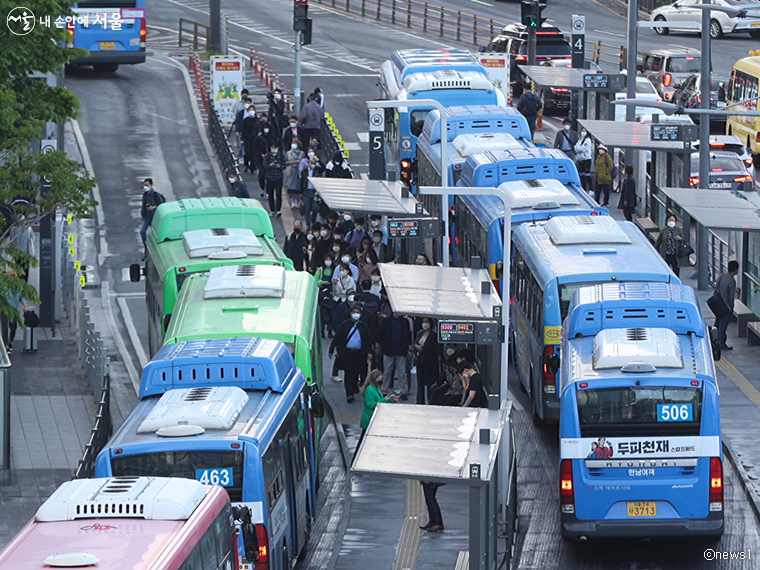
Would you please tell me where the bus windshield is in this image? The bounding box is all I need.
[111,450,244,501]
[577,386,702,438]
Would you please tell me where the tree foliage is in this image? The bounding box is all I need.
[0,0,98,325]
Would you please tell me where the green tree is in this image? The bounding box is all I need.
[0,0,97,329]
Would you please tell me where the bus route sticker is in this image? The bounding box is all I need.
[544,326,562,345]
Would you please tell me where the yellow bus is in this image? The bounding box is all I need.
[726,56,760,162]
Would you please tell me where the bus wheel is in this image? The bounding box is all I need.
[94,63,118,73]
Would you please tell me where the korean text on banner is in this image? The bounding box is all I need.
[477,55,510,104]
[211,56,245,125]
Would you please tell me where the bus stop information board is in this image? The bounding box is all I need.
[389,219,420,238]
[439,321,476,343]
[650,123,698,143]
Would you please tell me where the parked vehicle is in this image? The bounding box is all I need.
[614,76,662,121]
[672,73,730,128]
[693,135,753,169]
[638,49,705,101]
[651,0,760,39]
[689,151,754,190]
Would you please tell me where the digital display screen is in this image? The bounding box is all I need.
[438,321,476,343]
[651,124,680,141]
[388,219,420,238]
[583,74,609,89]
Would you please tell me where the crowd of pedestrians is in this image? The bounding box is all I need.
[227,87,351,219]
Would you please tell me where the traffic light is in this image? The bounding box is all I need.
[520,1,546,27]
[294,0,310,31]
[399,158,416,187]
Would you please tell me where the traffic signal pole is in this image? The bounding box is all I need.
[294,31,302,112]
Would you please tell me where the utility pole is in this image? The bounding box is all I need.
[697,0,711,290]
[521,1,544,66]
[294,31,302,112]
[625,0,637,122]
[209,0,221,53]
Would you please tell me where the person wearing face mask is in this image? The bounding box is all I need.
[263,140,286,217]
[345,216,371,250]
[330,304,372,403]
[324,150,352,179]
[359,249,379,284]
[371,230,392,263]
[553,118,578,161]
[300,93,325,144]
[241,101,260,173]
[226,170,250,200]
[300,155,325,228]
[359,238,372,258]
[619,163,636,222]
[285,139,305,210]
[574,128,593,192]
[331,263,357,349]
[311,225,333,272]
[429,344,463,406]
[234,96,252,163]
[458,362,488,408]
[369,214,388,245]
[415,253,432,266]
[140,178,165,250]
[594,144,614,207]
[268,88,287,135]
[283,115,305,149]
[253,122,277,197]
[375,312,412,400]
[283,220,308,271]
[304,230,317,269]
[654,213,685,277]
[337,211,354,235]
[369,268,388,308]
[315,256,335,337]
[413,317,441,405]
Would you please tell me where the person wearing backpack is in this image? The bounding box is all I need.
[140,178,165,250]
[594,145,614,207]
[515,85,543,139]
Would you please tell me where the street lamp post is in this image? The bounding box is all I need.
[697,0,712,290]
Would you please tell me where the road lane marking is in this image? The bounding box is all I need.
[469,0,491,5]
[101,280,141,393]
[118,295,150,369]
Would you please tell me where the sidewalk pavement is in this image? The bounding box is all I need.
[0,263,97,547]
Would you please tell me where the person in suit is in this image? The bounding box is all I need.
[283,220,307,271]
[283,115,306,149]
[419,481,445,532]
[330,304,373,402]
[414,317,441,404]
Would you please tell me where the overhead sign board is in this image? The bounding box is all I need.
[583,73,625,92]
[388,218,442,239]
[438,321,502,345]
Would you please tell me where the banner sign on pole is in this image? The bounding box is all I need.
[211,56,245,124]
[477,54,510,104]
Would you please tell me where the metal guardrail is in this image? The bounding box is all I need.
[320,117,355,178]
[208,101,241,179]
[315,0,507,45]
[74,373,111,479]
[60,221,112,478]
[179,18,209,51]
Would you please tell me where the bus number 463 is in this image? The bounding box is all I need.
[196,467,233,487]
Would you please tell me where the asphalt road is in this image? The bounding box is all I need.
[64,2,760,569]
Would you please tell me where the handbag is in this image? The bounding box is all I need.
[677,242,694,258]
[707,292,730,318]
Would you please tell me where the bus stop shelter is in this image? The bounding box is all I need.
[352,402,511,570]
[578,119,695,221]
[308,178,427,217]
[656,187,760,297]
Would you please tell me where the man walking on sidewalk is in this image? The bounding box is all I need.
[714,260,739,350]
[375,312,412,400]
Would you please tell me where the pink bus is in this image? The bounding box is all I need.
[0,477,257,570]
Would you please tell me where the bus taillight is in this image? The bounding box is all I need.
[709,457,723,511]
[542,345,559,393]
[560,460,574,513]
[254,524,269,570]
[140,18,146,47]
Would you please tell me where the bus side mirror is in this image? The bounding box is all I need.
[129,263,142,282]
[309,385,325,418]
[546,353,560,375]
[233,506,260,562]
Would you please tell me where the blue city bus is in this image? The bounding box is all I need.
[458,147,581,188]
[68,0,146,72]
[453,178,608,292]
[378,49,505,179]
[559,283,723,539]
[95,337,319,570]
[511,217,681,425]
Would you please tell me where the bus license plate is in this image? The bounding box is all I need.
[100,41,116,50]
[627,501,657,517]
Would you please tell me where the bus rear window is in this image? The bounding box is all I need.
[111,450,244,501]
[559,284,582,320]
[410,109,432,137]
[577,386,702,437]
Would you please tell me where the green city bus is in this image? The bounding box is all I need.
[164,266,322,392]
[131,197,294,355]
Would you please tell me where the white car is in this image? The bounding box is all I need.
[651,0,760,39]
[614,77,662,121]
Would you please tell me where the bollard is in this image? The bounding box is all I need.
[490,19,494,40]
[376,0,381,20]
[457,11,461,42]
[392,0,396,24]
[423,3,428,33]
[620,45,626,71]
[537,107,543,131]
[439,6,444,37]
[407,0,412,27]
[362,0,366,17]
[473,15,477,45]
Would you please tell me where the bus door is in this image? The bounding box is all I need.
[282,433,309,561]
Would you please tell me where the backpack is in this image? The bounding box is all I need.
[520,93,540,117]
